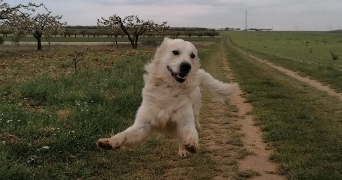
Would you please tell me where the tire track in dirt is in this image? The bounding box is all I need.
[236,48,342,101]
[163,43,250,179]
[222,56,285,180]
[200,99,241,179]
[163,93,245,180]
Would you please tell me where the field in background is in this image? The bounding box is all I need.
[224,31,342,91]
[222,31,341,62]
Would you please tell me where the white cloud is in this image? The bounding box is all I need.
[7,0,342,30]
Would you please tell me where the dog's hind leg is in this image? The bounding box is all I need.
[97,107,153,150]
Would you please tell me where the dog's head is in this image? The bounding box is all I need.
[153,38,200,83]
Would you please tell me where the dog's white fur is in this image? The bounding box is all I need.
[97,38,238,157]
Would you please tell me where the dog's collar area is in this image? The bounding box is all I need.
[167,66,187,83]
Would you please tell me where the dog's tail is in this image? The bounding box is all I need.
[198,69,238,101]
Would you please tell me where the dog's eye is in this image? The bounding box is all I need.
[190,53,196,59]
[172,50,179,55]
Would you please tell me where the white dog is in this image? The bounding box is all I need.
[97,38,237,157]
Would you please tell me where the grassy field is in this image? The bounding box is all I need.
[224,37,342,179]
[222,31,342,62]
[224,31,342,91]
[0,45,166,179]
[2,36,221,43]
[0,42,247,179]
[2,34,342,179]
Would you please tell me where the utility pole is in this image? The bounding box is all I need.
[245,10,248,31]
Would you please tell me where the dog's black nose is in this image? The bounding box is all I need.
[179,62,191,74]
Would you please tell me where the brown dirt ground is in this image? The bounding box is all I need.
[222,56,285,180]
[163,43,285,179]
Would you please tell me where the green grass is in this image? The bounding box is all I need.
[222,31,342,63]
[3,36,221,43]
[224,38,342,180]
[0,53,171,179]
[1,42,240,179]
[223,31,342,91]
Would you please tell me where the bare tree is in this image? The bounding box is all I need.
[0,0,43,20]
[6,7,66,50]
[98,15,168,49]
[44,17,65,49]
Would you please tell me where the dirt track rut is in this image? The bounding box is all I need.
[222,56,285,180]
[237,49,342,101]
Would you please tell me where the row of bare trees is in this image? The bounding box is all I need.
[57,29,218,38]
[0,0,66,50]
[0,0,217,50]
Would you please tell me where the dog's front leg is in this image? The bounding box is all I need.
[176,106,199,158]
[97,106,153,150]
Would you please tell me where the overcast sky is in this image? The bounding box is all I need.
[8,0,342,31]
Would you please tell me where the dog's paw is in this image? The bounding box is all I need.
[178,149,190,158]
[96,137,121,150]
[183,139,199,154]
[185,143,198,153]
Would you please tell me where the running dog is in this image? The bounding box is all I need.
[97,38,238,157]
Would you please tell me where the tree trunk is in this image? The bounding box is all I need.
[131,35,138,49]
[115,36,118,49]
[34,33,42,51]
[130,39,135,49]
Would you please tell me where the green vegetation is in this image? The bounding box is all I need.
[0,43,239,179]
[224,31,342,91]
[0,50,170,179]
[3,31,342,179]
[224,38,342,180]
[222,31,342,63]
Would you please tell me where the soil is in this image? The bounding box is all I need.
[222,57,285,180]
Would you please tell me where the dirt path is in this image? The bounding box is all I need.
[222,56,285,180]
[162,42,285,179]
[201,99,241,179]
[163,94,244,180]
[237,49,342,101]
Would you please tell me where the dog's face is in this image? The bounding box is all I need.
[162,38,199,83]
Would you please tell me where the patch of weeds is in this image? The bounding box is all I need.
[330,50,339,60]
[236,169,261,179]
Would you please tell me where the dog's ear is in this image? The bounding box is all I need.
[162,37,172,44]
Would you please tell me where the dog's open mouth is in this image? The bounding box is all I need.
[167,66,187,83]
